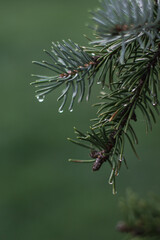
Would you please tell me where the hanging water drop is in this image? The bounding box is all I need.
[113,189,117,195]
[70,109,73,112]
[36,95,45,103]
[109,180,113,185]
[58,108,64,113]
[119,156,124,162]
[97,81,101,85]
[152,101,157,106]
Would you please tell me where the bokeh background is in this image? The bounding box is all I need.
[1,0,160,239]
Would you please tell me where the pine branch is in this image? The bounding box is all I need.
[70,43,160,194]
[32,0,160,193]
[117,190,160,238]
[31,40,100,112]
[91,0,160,63]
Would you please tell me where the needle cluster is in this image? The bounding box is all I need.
[32,0,160,194]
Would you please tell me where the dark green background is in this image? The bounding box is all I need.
[1,0,160,239]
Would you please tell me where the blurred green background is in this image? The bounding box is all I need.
[1,0,160,239]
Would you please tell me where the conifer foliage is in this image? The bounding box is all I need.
[32,0,160,194]
[117,190,160,238]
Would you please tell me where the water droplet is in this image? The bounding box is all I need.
[100,91,106,95]
[58,108,64,113]
[152,101,157,106]
[97,81,101,85]
[70,109,73,112]
[36,95,45,103]
[132,88,137,92]
[109,181,113,185]
[119,156,124,162]
[113,190,117,195]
